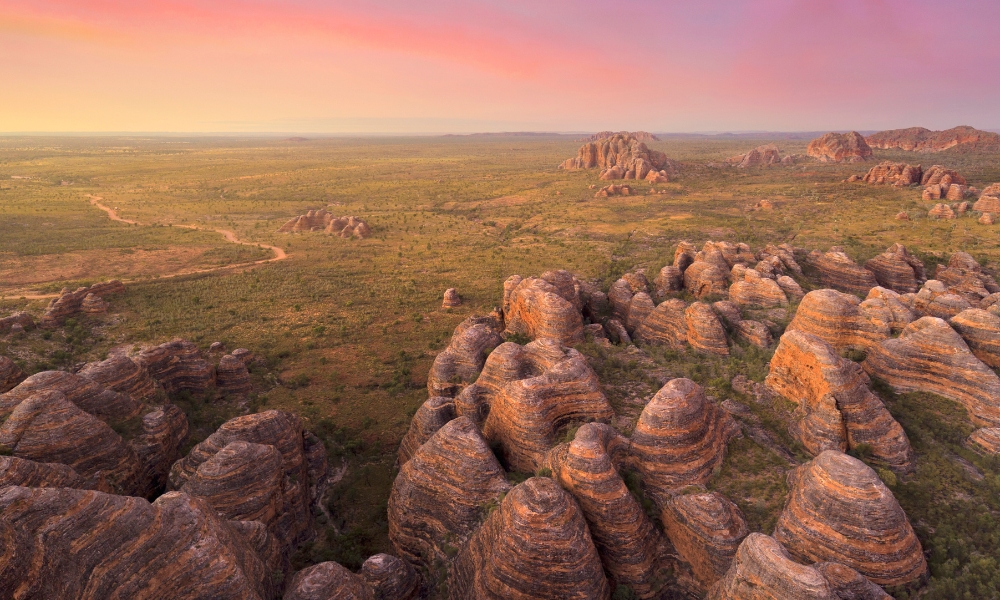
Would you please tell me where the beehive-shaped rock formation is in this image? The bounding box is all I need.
[544,423,669,598]
[806,132,873,163]
[813,562,892,600]
[131,404,189,498]
[136,339,215,395]
[559,132,678,181]
[654,264,683,297]
[935,251,1000,303]
[787,289,889,352]
[767,330,914,471]
[427,314,504,398]
[503,275,584,345]
[807,249,878,295]
[78,355,160,403]
[633,298,687,349]
[911,279,972,319]
[863,287,916,333]
[922,165,966,186]
[707,533,835,599]
[860,162,923,186]
[216,354,252,398]
[40,280,125,327]
[730,144,783,168]
[685,302,730,355]
[0,455,93,490]
[388,416,510,572]
[684,261,729,299]
[361,553,419,600]
[773,451,927,585]
[949,308,1000,368]
[277,209,371,238]
[0,311,35,334]
[284,561,374,599]
[863,317,1000,426]
[0,487,277,600]
[448,477,611,600]
[0,356,26,393]
[397,396,456,466]
[713,301,772,348]
[625,292,656,334]
[0,369,142,423]
[80,293,108,314]
[758,243,803,277]
[630,379,738,502]
[662,491,749,589]
[729,268,788,308]
[442,287,461,308]
[863,244,926,294]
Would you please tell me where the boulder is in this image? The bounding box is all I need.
[766,330,914,471]
[806,132,873,163]
[283,561,374,600]
[707,533,835,600]
[397,396,456,466]
[729,269,788,308]
[685,302,730,355]
[503,276,584,345]
[896,211,910,221]
[78,356,161,404]
[277,210,371,238]
[448,477,611,600]
[388,416,510,573]
[0,369,142,423]
[0,455,93,490]
[859,161,923,186]
[629,379,739,502]
[773,451,927,585]
[130,404,189,498]
[442,288,461,308]
[949,309,1000,368]
[980,212,995,225]
[80,293,108,314]
[634,298,688,349]
[136,339,215,395]
[216,354,252,398]
[863,244,926,294]
[864,317,1000,426]
[361,554,419,600]
[662,491,749,589]
[928,203,955,219]
[806,249,878,295]
[973,193,1000,214]
[0,356,26,393]
[0,487,277,600]
[427,314,504,398]
[787,289,889,352]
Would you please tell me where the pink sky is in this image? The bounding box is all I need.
[2,0,998,132]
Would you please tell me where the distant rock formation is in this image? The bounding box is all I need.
[858,161,923,186]
[934,252,1000,304]
[928,203,955,219]
[427,314,504,398]
[662,491,749,589]
[0,356,26,393]
[581,130,659,142]
[41,280,125,327]
[806,132,873,163]
[728,144,784,168]
[974,183,1000,215]
[787,289,890,352]
[866,126,1000,152]
[559,132,680,180]
[863,244,926,294]
[277,209,371,238]
[806,248,878,295]
[594,183,635,195]
[773,451,927,585]
[503,274,585,345]
[922,165,967,187]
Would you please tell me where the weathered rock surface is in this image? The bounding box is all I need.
[626,292,656,334]
[559,132,679,181]
[787,289,889,352]
[974,191,1000,214]
[40,280,125,327]
[922,165,967,186]
[503,275,584,345]
[662,491,749,589]
[758,243,803,277]
[929,203,955,219]
[216,354,252,398]
[0,455,92,490]
[969,428,1000,454]
[361,554,419,600]
[774,451,927,585]
[0,487,277,600]
[777,276,805,302]
[814,562,893,600]
[442,288,461,308]
[949,308,1000,368]
[78,355,160,404]
[136,339,215,395]
[934,251,1000,303]
[980,212,996,225]
[767,330,914,471]
[684,261,729,299]
[863,316,1000,426]
[863,244,926,294]
[0,356,26,393]
[685,302,730,355]
[630,379,738,501]
[634,298,688,348]
[284,561,374,599]
[397,396,456,466]
[131,403,189,498]
[544,423,668,598]
[807,248,878,295]
[729,144,783,168]
[807,132,873,163]
[0,311,35,334]
[80,293,108,314]
[729,269,788,308]
[653,264,684,297]
[707,533,835,600]
[448,477,611,600]
[911,280,973,319]
[0,369,142,423]
[427,314,504,398]
[277,209,371,238]
[388,416,510,571]
[862,287,916,334]
[859,162,923,186]
[867,126,1000,152]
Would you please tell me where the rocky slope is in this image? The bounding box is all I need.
[866,126,1000,152]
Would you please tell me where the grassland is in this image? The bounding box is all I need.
[2,134,1000,597]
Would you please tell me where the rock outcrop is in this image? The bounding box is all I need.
[806,132,873,163]
[442,288,461,308]
[707,534,835,600]
[713,301,772,348]
[662,491,749,589]
[0,356,26,393]
[806,248,878,295]
[773,451,927,585]
[503,275,584,346]
[928,203,955,219]
[863,244,926,294]
[973,187,1000,215]
[559,132,679,181]
[684,260,729,299]
[859,162,923,186]
[787,289,889,352]
[40,280,125,327]
[448,477,611,600]
[277,209,371,238]
[136,339,215,395]
[361,554,419,600]
[77,355,161,403]
[949,308,1000,368]
[729,144,783,168]
[862,287,916,333]
[284,561,374,599]
[216,354,252,398]
[866,126,1000,152]
[634,298,688,349]
[0,455,93,490]
[388,416,510,572]
[80,293,108,314]
[0,369,142,423]
[594,183,635,196]
[131,404,189,498]
[813,562,892,600]
[0,311,35,334]
[911,280,972,319]
[397,396,456,466]
[766,330,914,471]
[685,302,730,355]
[863,317,1000,426]
[729,269,788,308]
[427,314,504,398]
[934,252,1000,303]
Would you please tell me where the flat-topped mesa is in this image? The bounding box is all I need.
[397,396,456,466]
[277,209,371,238]
[859,161,923,186]
[685,302,730,356]
[766,330,914,472]
[388,417,511,573]
[806,248,878,295]
[0,455,95,490]
[774,451,927,586]
[863,316,1000,426]
[0,487,278,600]
[40,280,125,327]
[866,125,1000,152]
[136,339,215,395]
[707,534,836,600]
[543,423,669,598]
[950,308,1000,368]
[78,355,161,404]
[361,553,420,600]
[216,354,251,398]
[503,274,584,346]
[0,356,26,393]
[787,289,890,352]
[559,132,679,182]
[0,369,142,423]
[284,561,374,600]
[428,314,504,398]
[448,477,611,600]
[169,410,320,548]
[806,132,873,163]
[478,339,613,472]
[729,268,788,308]
[934,251,1000,304]
[131,404,189,498]
[662,491,749,590]
[728,144,783,168]
[633,298,688,349]
[0,311,35,334]
[864,244,927,294]
[629,379,739,503]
